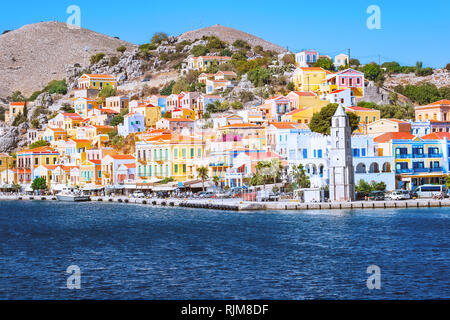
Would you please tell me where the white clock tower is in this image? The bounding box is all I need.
[329,105,355,202]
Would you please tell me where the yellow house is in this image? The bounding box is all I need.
[0,153,12,173]
[135,134,206,182]
[292,67,329,92]
[42,128,68,145]
[135,104,162,128]
[5,102,26,123]
[286,91,329,110]
[79,159,102,186]
[74,97,102,118]
[281,108,315,124]
[187,56,232,72]
[172,108,196,120]
[367,119,412,137]
[78,74,117,90]
[345,106,381,134]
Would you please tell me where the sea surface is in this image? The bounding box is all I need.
[0,200,448,299]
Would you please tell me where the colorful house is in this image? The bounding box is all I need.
[118,112,145,136]
[134,104,162,128]
[374,132,449,190]
[345,106,381,134]
[320,68,365,98]
[105,95,129,113]
[367,119,412,137]
[74,97,102,118]
[78,74,117,90]
[5,101,26,123]
[16,146,60,185]
[101,154,136,186]
[292,67,329,92]
[80,159,102,186]
[295,50,319,67]
[185,56,232,72]
[415,99,450,122]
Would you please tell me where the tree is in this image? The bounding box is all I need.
[191,45,209,57]
[356,179,372,193]
[116,46,126,54]
[292,164,310,188]
[197,166,209,192]
[99,85,117,98]
[90,53,105,65]
[309,103,359,135]
[10,91,25,102]
[31,177,47,191]
[282,54,295,65]
[23,101,28,118]
[314,57,335,71]
[172,79,190,94]
[160,81,175,96]
[363,63,383,82]
[446,63,450,71]
[213,176,220,188]
[111,114,124,126]
[286,81,295,91]
[28,140,50,149]
[349,58,360,67]
[206,37,226,50]
[247,67,271,87]
[151,32,168,45]
[232,39,251,50]
[231,101,243,110]
[45,80,68,95]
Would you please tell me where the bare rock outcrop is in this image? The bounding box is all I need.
[178,24,288,53]
[0,21,136,98]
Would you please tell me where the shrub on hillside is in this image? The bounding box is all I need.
[191,45,209,57]
[90,53,105,65]
[116,46,126,54]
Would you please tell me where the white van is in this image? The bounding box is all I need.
[413,185,445,198]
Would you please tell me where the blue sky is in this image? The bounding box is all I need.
[1,0,448,68]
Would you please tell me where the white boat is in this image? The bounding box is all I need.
[56,187,91,202]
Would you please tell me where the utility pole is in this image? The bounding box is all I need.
[348,48,351,66]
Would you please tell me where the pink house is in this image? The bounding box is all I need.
[295,50,319,67]
[323,68,365,97]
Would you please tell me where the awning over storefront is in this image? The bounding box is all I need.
[82,184,105,191]
[190,181,215,189]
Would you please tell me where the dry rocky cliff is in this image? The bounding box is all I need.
[0,21,136,98]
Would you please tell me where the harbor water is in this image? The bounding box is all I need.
[0,201,448,299]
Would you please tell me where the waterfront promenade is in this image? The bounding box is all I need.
[1,194,450,211]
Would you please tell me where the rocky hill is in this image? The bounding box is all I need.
[0,21,136,98]
[384,69,450,89]
[178,24,288,54]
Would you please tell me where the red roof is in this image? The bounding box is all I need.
[109,154,135,160]
[165,118,194,122]
[374,132,415,143]
[429,99,450,106]
[346,106,378,112]
[421,132,450,140]
[10,102,26,106]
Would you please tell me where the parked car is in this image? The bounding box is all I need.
[387,190,410,200]
[368,191,385,201]
[356,191,369,201]
[132,191,145,198]
[199,191,215,198]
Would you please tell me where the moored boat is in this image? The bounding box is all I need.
[56,187,90,202]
